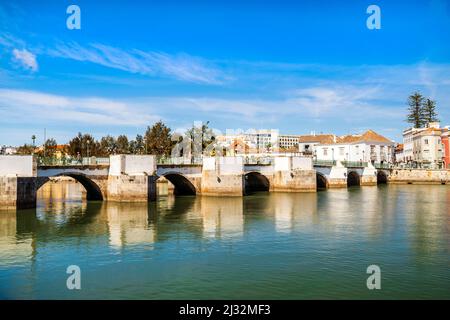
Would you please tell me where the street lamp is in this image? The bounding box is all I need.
[87,140,91,164]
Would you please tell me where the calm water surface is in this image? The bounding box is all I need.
[1,181,449,299]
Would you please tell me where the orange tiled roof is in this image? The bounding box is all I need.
[298,134,335,144]
[316,130,393,145]
[336,130,392,144]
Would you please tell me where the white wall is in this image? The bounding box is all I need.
[218,157,243,174]
[109,155,156,176]
[0,155,36,177]
[291,156,313,170]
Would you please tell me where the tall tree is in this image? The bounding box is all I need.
[422,98,439,124]
[185,121,215,155]
[16,144,35,155]
[98,135,117,156]
[407,92,425,128]
[144,121,173,156]
[67,133,98,157]
[116,135,130,154]
[44,138,57,157]
[135,134,144,154]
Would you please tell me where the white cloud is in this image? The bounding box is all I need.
[46,42,228,85]
[12,48,38,72]
[0,89,159,126]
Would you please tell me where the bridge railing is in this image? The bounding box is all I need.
[37,156,110,166]
[373,162,391,169]
[313,160,337,167]
[341,161,368,168]
[156,156,203,165]
[243,156,273,165]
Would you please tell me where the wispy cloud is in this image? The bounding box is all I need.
[12,48,38,72]
[46,42,229,85]
[0,89,160,126]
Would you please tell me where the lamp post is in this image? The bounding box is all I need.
[87,140,90,165]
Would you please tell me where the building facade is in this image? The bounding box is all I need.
[401,123,448,169]
[442,131,450,169]
[314,130,395,164]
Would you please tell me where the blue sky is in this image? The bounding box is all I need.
[1,0,450,145]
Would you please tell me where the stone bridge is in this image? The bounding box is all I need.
[1,155,317,209]
[1,154,435,210]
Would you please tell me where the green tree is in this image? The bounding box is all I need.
[185,121,215,155]
[144,121,173,156]
[116,135,130,154]
[44,138,57,157]
[134,134,144,154]
[98,135,117,156]
[407,92,425,128]
[68,133,97,157]
[16,144,35,155]
[422,98,439,124]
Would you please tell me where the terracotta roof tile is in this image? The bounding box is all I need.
[298,134,335,144]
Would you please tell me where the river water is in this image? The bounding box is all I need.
[0,181,449,299]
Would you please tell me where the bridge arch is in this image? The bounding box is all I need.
[244,172,270,194]
[37,173,105,200]
[157,172,196,196]
[377,171,388,184]
[347,171,361,187]
[316,172,328,190]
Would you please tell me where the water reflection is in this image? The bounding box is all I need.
[105,202,155,248]
[1,180,450,299]
[201,196,243,239]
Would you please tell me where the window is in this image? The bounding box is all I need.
[323,148,328,156]
[424,139,429,145]
[339,147,344,156]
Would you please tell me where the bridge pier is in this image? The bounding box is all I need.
[360,165,377,186]
[0,176,37,210]
[106,155,157,201]
[271,157,316,192]
[327,164,348,188]
[201,157,244,196]
[0,156,37,210]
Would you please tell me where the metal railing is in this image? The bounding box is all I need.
[341,161,368,168]
[243,156,273,165]
[313,160,337,167]
[37,156,110,166]
[156,156,203,165]
[374,162,391,169]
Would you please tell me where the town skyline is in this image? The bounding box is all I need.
[1,1,450,145]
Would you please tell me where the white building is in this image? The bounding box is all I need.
[216,129,279,153]
[314,130,395,164]
[0,146,17,155]
[278,135,300,151]
[298,134,336,156]
[401,122,447,168]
